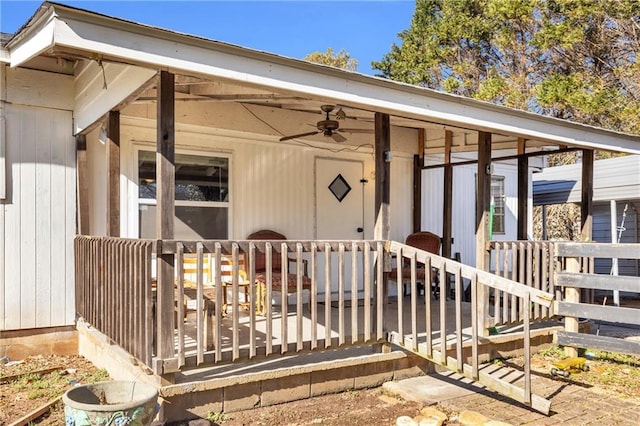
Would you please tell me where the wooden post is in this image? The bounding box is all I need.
[374,112,391,337]
[76,134,90,235]
[413,129,425,233]
[476,131,492,335]
[517,138,528,241]
[106,111,120,237]
[374,112,391,241]
[156,71,176,379]
[564,256,580,358]
[581,149,594,241]
[442,130,453,259]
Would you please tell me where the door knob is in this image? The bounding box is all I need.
[357,227,364,233]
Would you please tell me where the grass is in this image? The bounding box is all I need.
[526,346,640,401]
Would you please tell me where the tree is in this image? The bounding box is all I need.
[374,0,640,241]
[373,0,640,134]
[304,47,358,71]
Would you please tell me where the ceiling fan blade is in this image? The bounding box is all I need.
[338,128,374,134]
[331,132,347,143]
[279,131,320,141]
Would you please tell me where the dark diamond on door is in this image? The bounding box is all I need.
[328,174,351,202]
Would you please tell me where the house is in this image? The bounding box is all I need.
[1,2,640,419]
[533,155,640,277]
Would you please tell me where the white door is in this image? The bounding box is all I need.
[315,158,364,239]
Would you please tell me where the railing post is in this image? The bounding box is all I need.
[563,255,580,358]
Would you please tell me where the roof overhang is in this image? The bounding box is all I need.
[5,1,640,155]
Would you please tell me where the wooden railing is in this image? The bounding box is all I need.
[487,241,557,326]
[388,241,554,414]
[75,236,155,367]
[160,240,387,369]
[554,242,640,357]
[75,236,387,373]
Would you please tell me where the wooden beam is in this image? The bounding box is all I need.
[156,70,176,369]
[581,149,594,241]
[557,331,640,355]
[413,129,425,233]
[476,131,492,335]
[76,134,89,235]
[421,146,581,170]
[442,130,453,258]
[106,111,120,237]
[374,112,391,241]
[517,138,528,240]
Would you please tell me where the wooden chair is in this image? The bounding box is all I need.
[219,255,252,315]
[390,231,442,298]
[247,230,312,315]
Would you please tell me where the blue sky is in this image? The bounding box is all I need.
[0,1,415,75]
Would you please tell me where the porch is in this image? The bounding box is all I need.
[75,235,562,419]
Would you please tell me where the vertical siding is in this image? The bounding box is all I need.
[120,122,387,241]
[233,142,315,239]
[2,105,75,330]
[422,159,523,268]
[390,155,414,242]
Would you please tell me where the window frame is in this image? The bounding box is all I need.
[490,175,506,235]
[135,147,232,239]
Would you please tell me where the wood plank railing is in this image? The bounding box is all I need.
[388,241,554,414]
[157,240,387,369]
[74,236,155,367]
[487,241,556,326]
[554,242,640,357]
[75,236,387,373]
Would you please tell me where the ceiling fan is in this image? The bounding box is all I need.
[279,105,372,142]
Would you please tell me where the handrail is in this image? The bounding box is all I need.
[391,241,553,307]
[389,241,553,414]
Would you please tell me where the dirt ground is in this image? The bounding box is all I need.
[0,354,109,425]
[1,347,639,426]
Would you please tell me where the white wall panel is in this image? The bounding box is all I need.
[119,119,387,242]
[423,150,530,268]
[6,67,74,110]
[2,104,75,331]
[86,127,107,236]
[389,154,415,242]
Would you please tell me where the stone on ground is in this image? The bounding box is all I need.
[458,410,489,425]
[396,415,418,426]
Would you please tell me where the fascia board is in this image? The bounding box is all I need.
[24,6,640,154]
[8,17,57,67]
[0,49,9,64]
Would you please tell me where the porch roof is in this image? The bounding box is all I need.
[3,1,640,155]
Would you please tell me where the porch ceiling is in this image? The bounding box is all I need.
[5,1,640,156]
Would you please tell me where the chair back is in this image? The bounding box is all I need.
[182,255,212,283]
[247,229,287,272]
[220,256,248,283]
[405,231,441,255]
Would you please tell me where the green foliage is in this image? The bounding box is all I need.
[206,411,227,423]
[304,47,358,71]
[373,0,640,135]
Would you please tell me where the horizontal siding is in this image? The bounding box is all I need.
[2,104,75,331]
[593,202,639,277]
[533,155,640,205]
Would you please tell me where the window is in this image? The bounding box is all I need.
[138,151,230,239]
[491,176,505,235]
